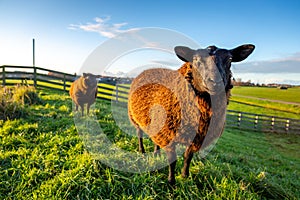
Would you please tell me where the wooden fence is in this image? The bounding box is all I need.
[1,65,299,134]
[0,65,130,102]
[0,65,76,89]
[226,110,300,134]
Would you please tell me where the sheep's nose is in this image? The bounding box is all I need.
[208,78,217,86]
[193,56,201,62]
[208,77,223,83]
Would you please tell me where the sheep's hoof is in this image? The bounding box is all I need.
[181,169,190,178]
[181,172,189,178]
[153,149,161,157]
[139,148,145,154]
[168,177,176,186]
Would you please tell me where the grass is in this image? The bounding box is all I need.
[229,86,300,119]
[228,96,300,119]
[0,88,299,199]
[231,86,300,103]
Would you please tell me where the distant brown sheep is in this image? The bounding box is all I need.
[128,44,255,184]
[69,73,100,116]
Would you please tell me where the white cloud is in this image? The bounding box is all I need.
[68,16,136,38]
[232,53,300,84]
[150,59,181,68]
[271,52,300,62]
[233,52,300,74]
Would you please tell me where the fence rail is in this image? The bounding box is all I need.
[226,110,300,134]
[0,65,131,102]
[1,65,299,134]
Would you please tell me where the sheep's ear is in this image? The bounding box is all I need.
[174,46,195,62]
[230,44,255,62]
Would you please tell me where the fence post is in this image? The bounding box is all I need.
[63,74,66,92]
[33,67,37,88]
[271,117,275,131]
[115,84,119,102]
[1,66,5,86]
[285,119,290,133]
[254,115,259,129]
[238,112,242,127]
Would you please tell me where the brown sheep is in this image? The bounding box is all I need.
[69,73,100,116]
[128,44,255,184]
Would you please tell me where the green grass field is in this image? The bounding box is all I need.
[231,86,300,103]
[0,88,299,199]
[229,86,300,119]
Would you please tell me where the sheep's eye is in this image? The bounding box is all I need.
[207,45,217,55]
[224,57,232,68]
[225,56,232,64]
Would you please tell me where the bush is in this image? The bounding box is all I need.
[11,85,43,105]
[0,85,42,120]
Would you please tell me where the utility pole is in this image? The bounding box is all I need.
[32,38,37,87]
[33,38,35,67]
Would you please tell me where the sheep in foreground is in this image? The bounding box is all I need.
[69,73,100,116]
[128,44,255,184]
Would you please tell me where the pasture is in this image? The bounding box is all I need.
[0,88,299,199]
[231,86,300,104]
[229,86,300,119]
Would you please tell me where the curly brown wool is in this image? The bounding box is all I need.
[69,73,100,116]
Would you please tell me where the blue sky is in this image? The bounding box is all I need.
[1,0,300,84]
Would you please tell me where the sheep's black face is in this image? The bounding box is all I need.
[206,47,233,93]
[191,48,227,94]
[175,44,255,95]
[83,73,99,88]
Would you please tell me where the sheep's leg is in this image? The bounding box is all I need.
[181,146,194,178]
[75,104,79,111]
[137,128,145,153]
[80,105,84,116]
[153,144,160,156]
[87,104,90,115]
[166,146,177,185]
